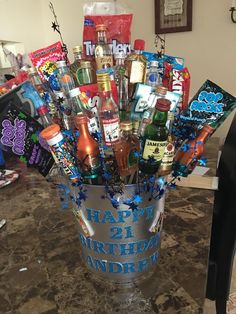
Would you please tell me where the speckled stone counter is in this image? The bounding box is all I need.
[0,138,219,314]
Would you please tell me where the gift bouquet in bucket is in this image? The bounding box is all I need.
[1,1,236,282]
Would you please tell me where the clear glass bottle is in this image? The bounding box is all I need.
[97,72,120,147]
[74,114,101,179]
[68,88,99,134]
[37,105,53,127]
[56,60,75,95]
[138,86,168,137]
[56,92,73,130]
[95,24,113,70]
[125,39,147,98]
[114,52,129,121]
[139,98,171,175]
[113,121,140,177]
[77,61,95,86]
[28,67,46,96]
[70,45,83,86]
[146,60,160,89]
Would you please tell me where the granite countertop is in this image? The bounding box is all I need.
[0,138,219,314]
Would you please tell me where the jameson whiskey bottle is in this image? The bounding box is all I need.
[95,24,113,70]
[114,121,140,177]
[70,46,83,85]
[139,98,171,175]
[97,72,120,147]
[74,114,100,179]
[125,39,147,98]
[173,124,215,177]
[158,112,175,176]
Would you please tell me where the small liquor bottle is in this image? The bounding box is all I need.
[125,39,147,98]
[28,67,46,96]
[114,121,140,177]
[70,45,83,85]
[158,112,175,176]
[139,98,171,175]
[173,124,215,177]
[56,60,75,95]
[146,60,160,89]
[95,24,113,70]
[74,115,100,179]
[97,72,120,147]
[37,105,53,128]
[77,61,96,86]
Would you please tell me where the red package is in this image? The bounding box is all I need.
[0,71,29,96]
[83,14,133,58]
[29,42,64,80]
[163,63,190,112]
[79,81,118,115]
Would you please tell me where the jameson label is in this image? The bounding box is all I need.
[130,61,145,83]
[142,140,167,161]
[96,56,113,70]
[160,142,175,168]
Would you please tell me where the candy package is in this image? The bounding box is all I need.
[0,102,54,176]
[0,71,29,96]
[163,63,190,113]
[29,42,64,92]
[83,2,132,58]
[143,52,185,71]
[174,80,236,142]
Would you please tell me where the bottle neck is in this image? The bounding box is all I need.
[134,49,143,55]
[73,52,82,61]
[77,122,91,139]
[98,89,112,99]
[116,58,125,66]
[152,109,168,126]
[97,31,108,44]
[121,129,132,138]
[197,128,211,143]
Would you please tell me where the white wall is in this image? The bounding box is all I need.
[1,0,235,139]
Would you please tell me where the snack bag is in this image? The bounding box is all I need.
[83,2,132,58]
[29,42,64,92]
[0,102,54,176]
[163,63,190,113]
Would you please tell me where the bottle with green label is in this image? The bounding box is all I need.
[139,98,171,174]
[113,121,140,177]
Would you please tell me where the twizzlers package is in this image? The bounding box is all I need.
[0,102,54,176]
[83,2,133,58]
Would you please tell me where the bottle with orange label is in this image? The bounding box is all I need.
[74,114,101,179]
[94,24,113,70]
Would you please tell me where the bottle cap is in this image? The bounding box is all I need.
[150,60,159,67]
[155,98,171,112]
[120,121,132,131]
[134,39,145,51]
[80,60,92,69]
[73,45,82,53]
[114,51,126,60]
[40,124,61,141]
[96,72,111,92]
[156,85,168,95]
[28,67,37,75]
[69,87,80,98]
[56,60,66,68]
[74,114,88,125]
[37,105,48,115]
[95,24,107,32]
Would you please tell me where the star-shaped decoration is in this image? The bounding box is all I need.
[58,96,65,104]
[51,22,60,33]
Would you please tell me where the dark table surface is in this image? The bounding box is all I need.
[0,138,219,314]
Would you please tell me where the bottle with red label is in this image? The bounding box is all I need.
[97,72,120,147]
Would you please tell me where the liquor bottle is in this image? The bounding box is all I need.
[74,115,100,179]
[40,124,80,182]
[114,52,129,121]
[37,105,53,128]
[113,121,140,177]
[138,85,168,137]
[139,98,171,175]
[95,24,113,70]
[146,60,160,89]
[69,45,83,85]
[76,61,96,86]
[125,39,147,98]
[158,112,175,176]
[68,88,99,134]
[28,67,46,96]
[97,72,120,147]
[56,92,73,130]
[173,124,215,177]
[56,60,75,95]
